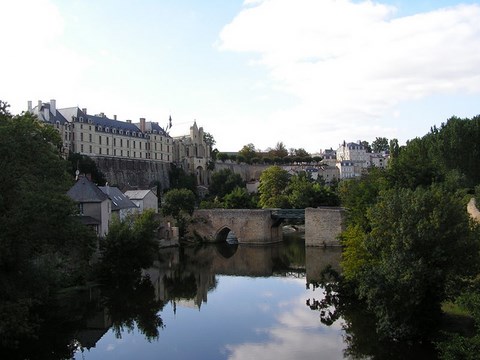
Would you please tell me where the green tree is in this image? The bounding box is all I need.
[361,141,372,153]
[223,187,256,209]
[289,148,310,157]
[388,137,444,190]
[286,172,314,208]
[388,138,400,159]
[169,164,196,194]
[371,137,389,153]
[258,166,290,208]
[0,101,96,346]
[162,188,196,236]
[67,153,106,185]
[344,185,480,340]
[238,143,257,164]
[267,141,288,159]
[216,152,229,162]
[203,132,216,149]
[209,169,245,199]
[99,210,159,271]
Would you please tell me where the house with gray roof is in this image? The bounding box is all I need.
[124,189,158,214]
[67,176,111,236]
[99,185,138,220]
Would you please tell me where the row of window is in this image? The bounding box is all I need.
[77,144,170,161]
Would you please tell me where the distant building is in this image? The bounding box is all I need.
[336,141,370,166]
[337,160,356,179]
[173,121,211,187]
[67,176,111,236]
[124,189,158,213]
[319,148,337,167]
[28,99,173,162]
[99,186,138,220]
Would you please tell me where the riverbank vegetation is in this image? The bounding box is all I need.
[0,102,164,355]
[336,115,480,356]
[0,101,97,348]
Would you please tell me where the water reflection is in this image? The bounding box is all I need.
[0,236,438,359]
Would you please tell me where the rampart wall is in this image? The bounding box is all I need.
[92,156,170,190]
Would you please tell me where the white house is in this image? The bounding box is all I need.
[125,189,158,213]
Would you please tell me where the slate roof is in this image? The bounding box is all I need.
[88,114,141,133]
[58,107,142,135]
[35,103,69,125]
[99,186,138,211]
[67,176,109,203]
[124,190,155,200]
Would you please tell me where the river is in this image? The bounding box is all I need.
[1,233,438,359]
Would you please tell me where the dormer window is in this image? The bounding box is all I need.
[79,117,84,123]
[126,131,130,136]
[112,128,117,134]
[105,127,109,133]
[119,130,123,135]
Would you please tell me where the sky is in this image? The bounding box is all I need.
[1,0,480,153]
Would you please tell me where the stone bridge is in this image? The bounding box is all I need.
[189,207,346,246]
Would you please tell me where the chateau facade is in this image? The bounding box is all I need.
[28,99,210,186]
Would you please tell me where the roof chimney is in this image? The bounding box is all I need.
[126,120,132,124]
[114,115,117,120]
[140,117,146,132]
[50,99,56,116]
[38,100,42,109]
[44,107,50,121]
[27,101,32,112]
[82,108,87,114]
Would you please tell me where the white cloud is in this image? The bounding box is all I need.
[1,0,91,113]
[224,292,344,360]
[218,0,480,149]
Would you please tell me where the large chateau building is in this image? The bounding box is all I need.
[28,99,211,186]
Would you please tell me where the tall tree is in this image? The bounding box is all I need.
[258,166,289,208]
[371,137,389,153]
[162,188,196,237]
[238,143,257,164]
[67,153,106,185]
[342,185,480,340]
[0,101,96,344]
[209,169,245,199]
[267,141,288,159]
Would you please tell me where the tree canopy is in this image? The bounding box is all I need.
[0,101,96,345]
[339,114,480,344]
[371,137,389,153]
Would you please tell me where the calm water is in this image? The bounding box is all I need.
[73,237,348,360]
[2,234,437,359]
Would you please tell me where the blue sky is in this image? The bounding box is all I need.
[2,0,480,153]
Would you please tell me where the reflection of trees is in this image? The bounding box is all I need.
[306,266,437,359]
[99,264,165,341]
[0,286,99,360]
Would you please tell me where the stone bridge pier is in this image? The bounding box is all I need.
[190,209,282,245]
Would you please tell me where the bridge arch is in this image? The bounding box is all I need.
[189,208,345,246]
